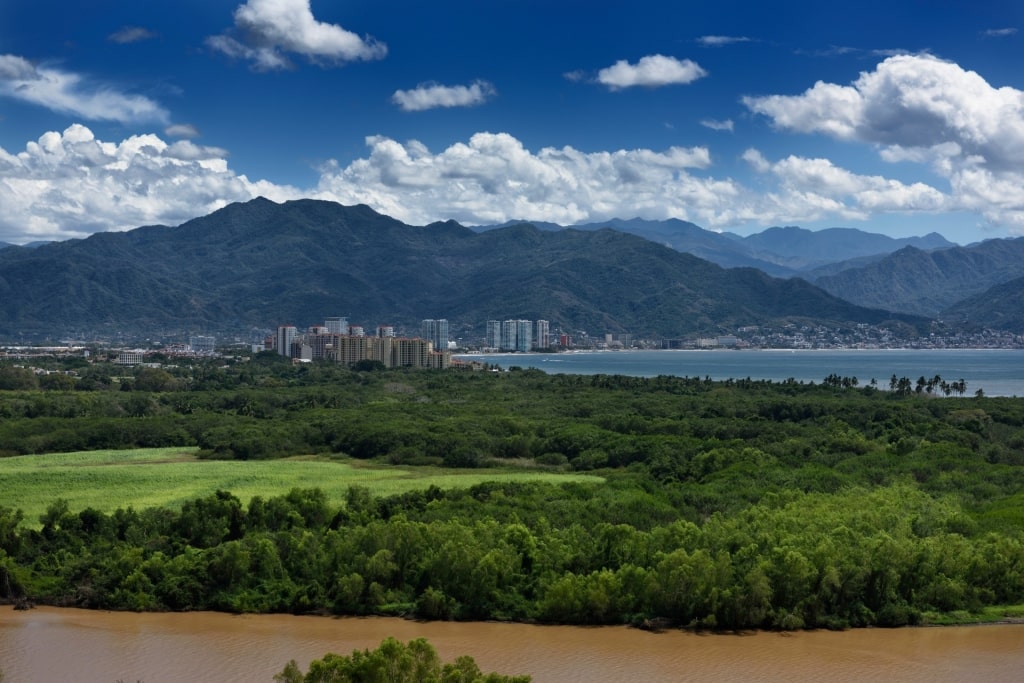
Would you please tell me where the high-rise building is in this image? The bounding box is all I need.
[515,319,532,352]
[376,325,395,338]
[393,337,432,367]
[325,317,348,335]
[276,325,297,357]
[500,319,517,351]
[421,319,449,351]
[189,335,216,354]
[485,320,502,349]
[535,320,549,350]
[301,328,451,369]
[309,333,343,360]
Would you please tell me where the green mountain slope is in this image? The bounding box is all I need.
[942,275,1024,333]
[0,198,923,339]
[811,238,1024,317]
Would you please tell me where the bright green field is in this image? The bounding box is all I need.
[0,448,603,526]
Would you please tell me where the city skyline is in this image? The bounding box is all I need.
[2,1,1024,246]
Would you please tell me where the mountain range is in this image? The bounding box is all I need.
[476,219,955,278]
[0,198,930,340]
[479,216,1024,331]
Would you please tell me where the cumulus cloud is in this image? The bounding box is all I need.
[597,55,707,90]
[743,54,1024,229]
[700,118,734,132]
[0,53,167,124]
[8,117,1024,245]
[311,132,734,227]
[391,81,496,112]
[744,54,1024,164]
[743,149,947,216]
[697,35,751,47]
[208,0,386,70]
[108,26,157,44]
[0,125,298,242]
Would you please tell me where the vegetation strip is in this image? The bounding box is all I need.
[2,358,1024,631]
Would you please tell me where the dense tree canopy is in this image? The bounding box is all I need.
[3,358,1024,630]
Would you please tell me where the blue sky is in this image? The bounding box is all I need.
[1,0,1023,245]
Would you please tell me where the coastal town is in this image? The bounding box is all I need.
[1,317,1022,371]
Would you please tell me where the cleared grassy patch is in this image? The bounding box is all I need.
[921,605,1024,625]
[0,447,604,525]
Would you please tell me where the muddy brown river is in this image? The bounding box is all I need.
[1,607,1022,682]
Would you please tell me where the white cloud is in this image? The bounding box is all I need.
[165,123,201,139]
[312,132,730,227]
[208,0,386,70]
[597,55,707,90]
[391,81,496,112]
[700,118,734,132]
[165,140,230,161]
[1,127,735,241]
[983,27,1018,38]
[0,125,298,243]
[744,54,1024,165]
[0,53,167,124]
[0,54,38,80]
[108,26,157,44]
[6,118,1024,245]
[697,35,751,47]
[743,54,1024,229]
[745,151,947,212]
[740,149,948,223]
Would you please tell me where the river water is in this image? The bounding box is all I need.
[457,349,1024,396]
[1,607,1022,682]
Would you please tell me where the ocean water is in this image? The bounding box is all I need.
[456,349,1024,397]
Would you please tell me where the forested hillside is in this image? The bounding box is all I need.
[2,358,1024,630]
[942,274,1024,333]
[0,198,924,338]
[812,238,1024,316]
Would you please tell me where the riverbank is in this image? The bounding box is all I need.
[6,598,1024,629]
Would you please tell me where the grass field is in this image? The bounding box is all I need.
[0,448,604,526]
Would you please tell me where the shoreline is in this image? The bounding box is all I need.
[7,600,1024,632]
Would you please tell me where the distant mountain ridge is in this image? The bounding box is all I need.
[810,238,1024,317]
[739,226,953,270]
[475,219,955,277]
[475,217,1024,326]
[0,241,49,250]
[0,198,924,339]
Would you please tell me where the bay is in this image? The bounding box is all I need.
[457,349,1024,397]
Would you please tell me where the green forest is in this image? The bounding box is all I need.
[2,353,1024,632]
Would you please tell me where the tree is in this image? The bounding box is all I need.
[40,373,76,391]
[133,367,180,392]
[277,637,530,682]
[0,366,38,390]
